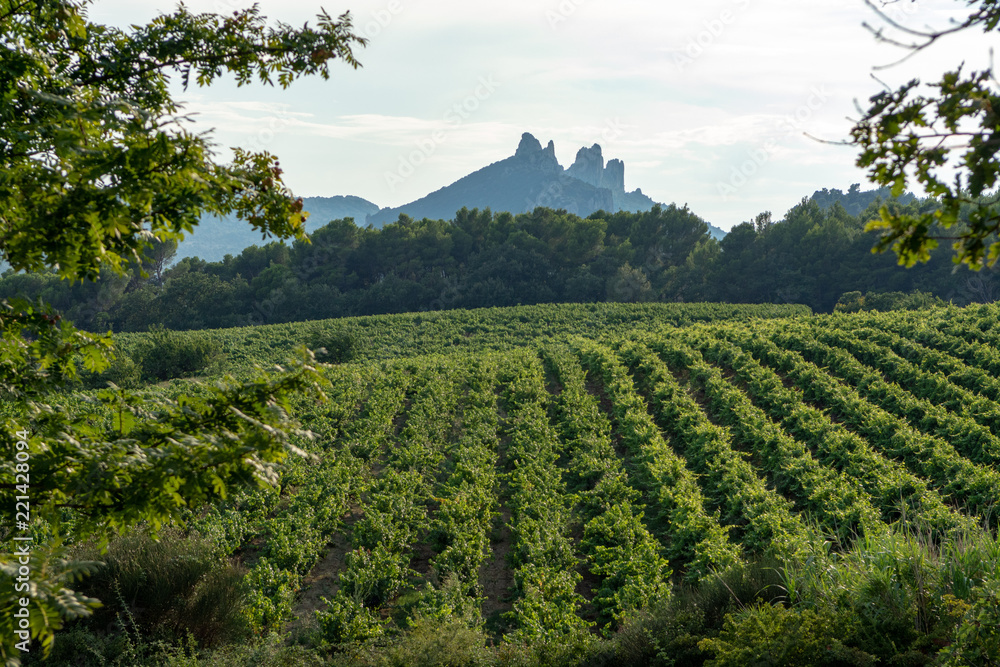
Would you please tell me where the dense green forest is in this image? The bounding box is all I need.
[3,192,993,333]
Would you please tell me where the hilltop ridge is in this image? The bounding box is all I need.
[366,132,660,226]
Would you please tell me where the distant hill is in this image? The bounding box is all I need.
[177,195,379,262]
[367,132,662,227]
[810,184,916,217]
[301,195,383,228]
[705,222,726,241]
[174,133,729,262]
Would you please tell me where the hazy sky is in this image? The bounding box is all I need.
[89,0,994,231]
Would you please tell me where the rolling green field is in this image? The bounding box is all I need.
[46,302,1000,666]
[107,301,812,370]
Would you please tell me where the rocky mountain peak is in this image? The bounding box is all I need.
[604,158,625,192]
[566,144,603,188]
[514,132,560,172]
[366,132,660,226]
[566,142,626,192]
[515,132,543,157]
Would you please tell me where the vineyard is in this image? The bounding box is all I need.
[42,303,1000,665]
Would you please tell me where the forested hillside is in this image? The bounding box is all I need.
[177,195,382,262]
[3,193,993,334]
[811,183,916,217]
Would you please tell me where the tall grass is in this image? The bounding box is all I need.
[77,526,250,647]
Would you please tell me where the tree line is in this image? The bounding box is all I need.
[2,196,995,333]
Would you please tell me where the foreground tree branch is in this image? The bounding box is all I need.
[852,1,1000,269]
[0,0,363,661]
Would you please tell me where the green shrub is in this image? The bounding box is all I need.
[600,599,709,667]
[399,575,483,627]
[941,580,1000,666]
[834,291,866,313]
[182,566,251,647]
[494,630,598,667]
[316,594,385,646]
[241,558,299,634]
[79,526,250,647]
[307,323,360,363]
[183,632,327,667]
[834,290,945,313]
[330,614,493,667]
[846,567,922,659]
[27,626,200,667]
[698,603,876,667]
[133,325,223,381]
[87,527,212,614]
[338,544,413,607]
[598,558,786,666]
[80,350,142,389]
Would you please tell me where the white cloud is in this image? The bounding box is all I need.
[87,0,996,228]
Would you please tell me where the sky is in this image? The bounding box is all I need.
[88,0,997,231]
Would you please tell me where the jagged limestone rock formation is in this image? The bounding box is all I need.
[367,132,657,226]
